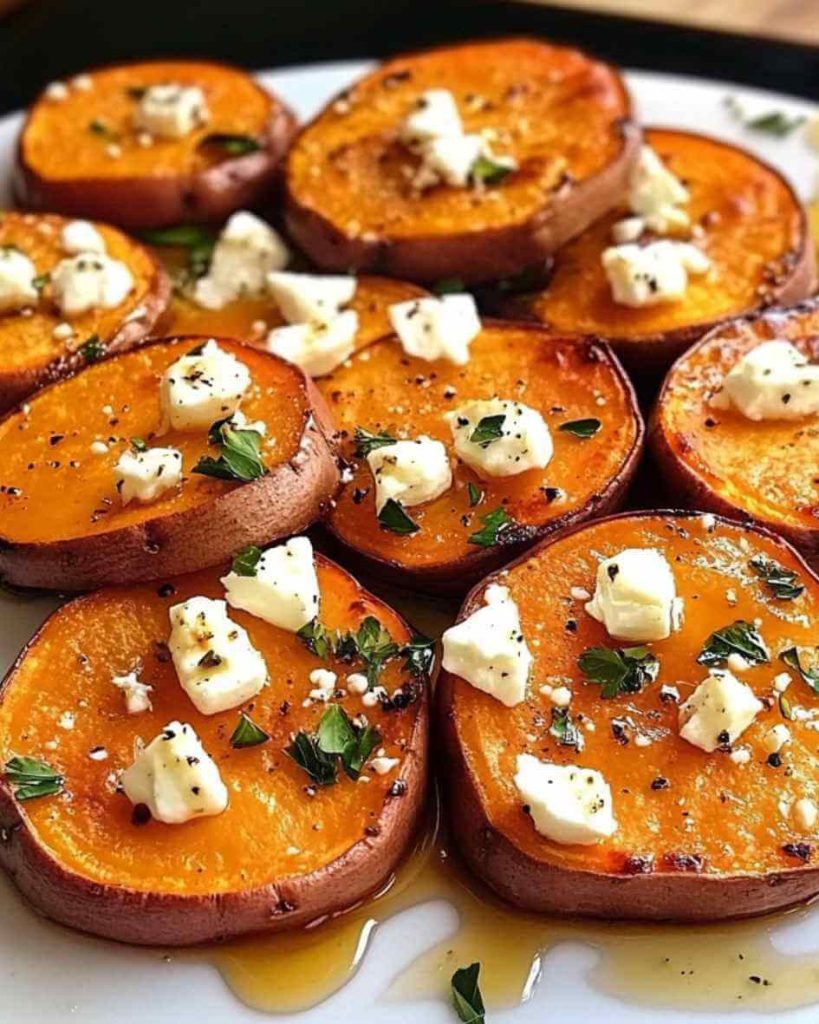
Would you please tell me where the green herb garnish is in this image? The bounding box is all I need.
[287,705,380,785]
[231,545,263,577]
[194,418,267,482]
[88,118,119,141]
[467,482,484,508]
[559,418,601,439]
[401,634,436,680]
[469,414,505,448]
[780,693,794,720]
[141,224,217,279]
[745,111,805,137]
[286,731,338,786]
[130,436,148,452]
[451,962,485,1024]
[230,712,270,749]
[354,426,397,458]
[748,554,804,601]
[468,506,514,547]
[297,618,335,660]
[697,620,769,668]
[378,498,419,535]
[780,647,819,693]
[78,335,105,363]
[471,153,513,185]
[4,755,64,802]
[549,707,584,751]
[200,132,262,156]
[126,85,147,99]
[433,277,466,296]
[351,616,400,687]
[578,645,659,698]
[32,272,50,293]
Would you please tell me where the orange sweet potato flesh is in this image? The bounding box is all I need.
[319,321,643,593]
[285,38,640,284]
[504,129,816,375]
[0,555,428,944]
[16,61,296,229]
[0,211,169,411]
[159,272,427,358]
[651,298,819,566]
[0,336,338,590]
[439,512,819,920]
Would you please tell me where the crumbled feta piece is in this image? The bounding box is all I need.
[549,686,572,708]
[626,145,691,233]
[160,339,250,431]
[611,216,645,244]
[660,684,680,703]
[366,435,452,512]
[729,746,751,765]
[763,723,791,754]
[793,798,818,831]
[222,535,320,632]
[133,83,209,139]
[446,397,552,479]
[389,294,480,365]
[726,652,750,674]
[112,670,153,714]
[308,668,337,702]
[168,596,267,715]
[586,547,680,642]
[710,341,819,421]
[88,746,108,761]
[347,673,369,695]
[0,247,38,313]
[114,446,182,505]
[45,81,69,101]
[51,253,134,315]
[58,711,75,730]
[421,133,485,187]
[60,220,105,255]
[400,89,464,143]
[53,321,74,340]
[121,721,228,824]
[442,584,532,706]
[371,756,400,775]
[678,671,763,753]
[265,309,359,376]
[193,212,289,310]
[514,754,617,845]
[773,672,792,693]
[602,240,710,307]
[267,272,356,325]
[226,409,267,436]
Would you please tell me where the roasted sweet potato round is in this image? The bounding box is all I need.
[0,211,169,412]
[284,38,640,284]
[439,510,819,920]
[319,321,643,593]
[499,129,816,376]
[0,336,338,590]
[650,298,819,566]
[16,61,296,230]
[0,554,428,945]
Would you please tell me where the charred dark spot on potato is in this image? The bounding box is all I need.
[622,854,655,875]
[663,851,705,873]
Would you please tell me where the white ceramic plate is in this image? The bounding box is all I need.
[1,59,819,1024]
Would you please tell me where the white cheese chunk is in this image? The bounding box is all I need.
[421,132,486,187]
[441,584,532,706]
[678,671,763,753]
[222,535,320,632]
[763,723,791,754]
[265,309,359,376]
[51,252,134,315]
[611,216,645,244]
[446,397,552,479]
[227,409,267,436]
[585,547,681,642]
[115,446,182,505]
[133,83,209,139]
[602,240,710,308]
[793,798,818,831]
[0,247,38,313]
[711,340,819,421]
[168,596,268,715]
[366,435,452,512]
[121,721,228,824]
[514,754,617,845]
[400,88,463,143]
[267,272,356,325]
[388,294,480,365]
[160,339,251,431]
[627,144,691,233]
[308,668,337,702]
[60,220,106,255]
[193,211,289,310]
[112,670,153,714]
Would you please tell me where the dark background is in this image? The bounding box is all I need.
[0,0,818,115]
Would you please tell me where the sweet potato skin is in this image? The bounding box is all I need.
[497,129,816,378]
[0,337,340,591]
[15,61,296,230]
[0,556,428,945]
[649,298,819,568]
[438,511,819,920]
[284,38,640,284]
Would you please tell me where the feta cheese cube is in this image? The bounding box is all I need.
[121,721,228,824]
[366,435,452,511]
[710,340,819,421]
[168,596,268,715]
[602,240,710,308]
[400,89,463,143]
[793,797,818,831]
[585,548,681,642]
[611,216,645,244]
[221,535,320,632]
[114,446,183,505]
[60,220,106,255]
[193,212,289,311]
[446,397,552,478]
[51,253,134,315]
[160,339,251,431]
[0,247,38,313]
[421,132,486,187]
[514,754,617,845]
[134,83,209,139]
[265,309,359,376]
[763,723,791,754]
[678,671,763,753]
[388,294,480,365]
[627,145,691,233]
[112,670,153,714]
[441,584,532,706]
[267,272,356,325]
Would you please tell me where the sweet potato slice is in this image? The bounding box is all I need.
[0,211,169,412]
[284,38,640,284]
[500,129,816,376]
[16,61,296,230]
[439,511,819,920]
[0,336,338,590]
[0,555,428,944]
[319,321,643,593]
[159,271,427,359]
[650,298,819,566]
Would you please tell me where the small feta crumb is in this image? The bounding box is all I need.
[347,673,369,695]
[602,239,710,308]
[88,746,109,761]
[362,687,386,708]
[222,535,319,632]
[160,339,250,431]
[726,652,750,673]
[711,341,819,422]
[585,548,681,642]
[793,797,818,831]
[45,81,69,101]
[57,711,75,730]
[308,668,337,702]
[446,397,552,478]
[549,686,572,708]
[611,216,645,244]
[625,145,691,233]
[52,322,75,340]
[570,586,591,602]
[51,252,134,315]
[105,143,122,159]
[0,247,38,313]
[660,684,680,704]
[60,220,106,255]
[71,74,93,92]
[773,673,792,693]
[114,446,183,505]
[193,212,289,310]
[762,723,791,754]
[112,669,153,714]
[702,513,717,532]
[678,672,763,753]
[400,89,463,143]
[265,310,359,377]
[729,746,752,765]
[134,83,209,139]
[90,440,109,454]
[514,754,617,845]
[370,756,400,775]
[389,294,480,365]
[366,435,452,512]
